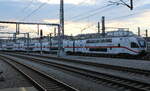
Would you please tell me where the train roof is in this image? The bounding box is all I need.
[73,30,137,40]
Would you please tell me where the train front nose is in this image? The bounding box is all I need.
[139,50,147,56]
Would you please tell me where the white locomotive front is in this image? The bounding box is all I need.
[65,30,147,56]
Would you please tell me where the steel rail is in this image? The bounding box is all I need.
[2,53,150,91]
[0,55,78,91]
[12,52,150,77]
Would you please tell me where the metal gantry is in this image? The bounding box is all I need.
[0,32,30,53]
[0,21,64,57]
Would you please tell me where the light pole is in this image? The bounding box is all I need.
[40,29,43,55]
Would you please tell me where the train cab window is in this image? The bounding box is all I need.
[138,40,146,48]
[131,42,139,48]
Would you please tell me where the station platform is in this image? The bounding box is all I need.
[0,87,38,91]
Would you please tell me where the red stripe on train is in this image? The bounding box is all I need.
[1,46,139,53]
[64,46,139,53]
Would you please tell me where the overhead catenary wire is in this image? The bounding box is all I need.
[81,10,147,33]
[65,0,129,23]
[66,5,115,32]
[80,10,144,33]
[21,0,35,12]
[15,0,35,20]
[65,5,114,33]
[67,4,113,21]
[108,10,148,21]
[78,0,143,33]
[65,0,86,12]
[21,0,51,21]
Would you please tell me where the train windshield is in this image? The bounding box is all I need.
[138,40,146,48]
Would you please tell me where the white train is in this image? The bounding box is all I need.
[0,30,147,56]
[65,36,146,56]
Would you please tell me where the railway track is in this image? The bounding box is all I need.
[69,53,149,60]
[0,55,78,91]
[2,53,150,91]
[2,51,150,60]
[11,52,150,77]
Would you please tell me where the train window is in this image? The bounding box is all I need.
[51,48,58,50]
[138,40,146,48]
[110,47,112,50]
[118,44,121,47]
[131,42,139,48]
[89,48,107,52]
[86,39,112,43]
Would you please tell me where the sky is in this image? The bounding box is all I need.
[0,0,150,37]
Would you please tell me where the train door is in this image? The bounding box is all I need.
[119,38,125,54]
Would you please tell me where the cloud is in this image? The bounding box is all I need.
[107,11,150,36]
[43,19,96,35]
[3,0,97,5]
[134,0,150,8]
[0,0,150,37]
[34,0,97,5]
[1,9,150,37]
